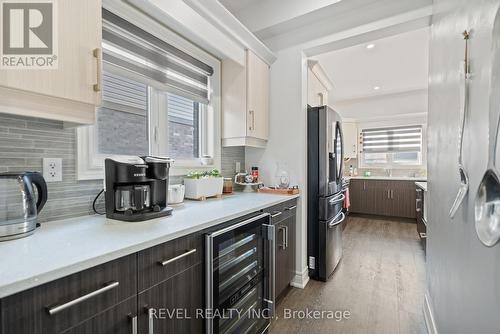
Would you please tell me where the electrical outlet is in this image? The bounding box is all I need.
[43,158,62,182]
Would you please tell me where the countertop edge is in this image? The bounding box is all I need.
[0,194,299,299]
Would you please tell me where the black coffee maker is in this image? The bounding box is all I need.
[104,156,173,222]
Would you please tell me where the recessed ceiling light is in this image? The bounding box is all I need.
[366,44,375,49]
[373,86,380,90]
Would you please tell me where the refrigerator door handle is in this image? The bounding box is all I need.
[329,193,346,204]
[328,211,346,228]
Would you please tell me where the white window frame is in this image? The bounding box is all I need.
[359,124,426,169]
[77,4,221,180]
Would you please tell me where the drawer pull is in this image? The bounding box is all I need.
[285,205,297,211]
[147,308,154,334]
[271,211,282,218]
[159,248,197,266]
[130,314,138,334]
[47,281,119,315]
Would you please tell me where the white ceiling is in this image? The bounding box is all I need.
[316,27,429,101]
[219,0,432,51]
[313,27,429,119]
[219,0,343,32]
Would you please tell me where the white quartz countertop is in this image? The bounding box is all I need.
[415,181,428,191]
[0,192,299,299]
[346,176,427,181]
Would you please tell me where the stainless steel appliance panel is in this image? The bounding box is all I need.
[319,211,345,280]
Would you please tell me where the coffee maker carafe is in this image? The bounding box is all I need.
[104,156,173,222]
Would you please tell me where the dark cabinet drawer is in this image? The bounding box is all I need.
[0,255,137,334]
[60,297,137,334]
[264,199,297,224]
[138,263,203,334]
[138,233,203,291]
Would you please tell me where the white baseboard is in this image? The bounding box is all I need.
[290,266,310,289]
[424,293,438,334]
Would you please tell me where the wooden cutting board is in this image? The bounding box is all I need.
[258,187,300,195]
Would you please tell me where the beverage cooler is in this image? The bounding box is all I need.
[205,213,274,334]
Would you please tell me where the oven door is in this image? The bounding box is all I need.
[206,213,273,334]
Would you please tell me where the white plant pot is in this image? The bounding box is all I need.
[184,177,224,199]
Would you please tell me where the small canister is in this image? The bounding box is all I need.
[251,166,259,183]
[223,178,233,193]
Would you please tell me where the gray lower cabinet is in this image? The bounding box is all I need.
[60,297,137,334]
[275,215,296,300]
[0,201,293,334]
[265,199,297,302]
[349,179,417,218]
[0,255,137,334]
[138,263,204,334]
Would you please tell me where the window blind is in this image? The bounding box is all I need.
[102,9,214,104]
[167,93,195,126]
[102,72,148,115]
[361,125,422,153]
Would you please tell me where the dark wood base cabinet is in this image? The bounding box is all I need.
[349,179,417,219]
[0,201,298,334]
[61,297,137,334]
[264,199,297,303]
[138,263,204,334]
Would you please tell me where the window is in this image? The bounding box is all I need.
[360,125,423,167]
[77,8,220,180]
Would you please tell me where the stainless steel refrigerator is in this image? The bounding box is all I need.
[307,105,345,281]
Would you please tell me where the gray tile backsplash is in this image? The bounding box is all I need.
[0,113,244,223]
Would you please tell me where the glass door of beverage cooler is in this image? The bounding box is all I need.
[206,213,274,334]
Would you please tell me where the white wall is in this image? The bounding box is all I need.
[245,47,311,287]
[426,0,500,333]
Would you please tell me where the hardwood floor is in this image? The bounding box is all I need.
[270,215,426,334]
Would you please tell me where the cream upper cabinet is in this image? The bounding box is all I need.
[307,68,328,107]
[222,49,269,148]
[0,0,102,125]
[342,121,358,159]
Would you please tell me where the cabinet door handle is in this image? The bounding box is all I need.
[144,307,154,334]
[47,281,119,315]
[284,226,289,249]
[158,248,197,266]
[249,110,255,130]
[93,48,102,92]
[419,232,427,239]
[279,227,286,249]
[416,208,422,212]
[271,211,282,218]
[363,181,366,190]
[129,315,138,334]
[387,190,390,199]
[391,190,394,199]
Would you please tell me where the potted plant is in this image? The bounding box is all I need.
[183,169,224,200]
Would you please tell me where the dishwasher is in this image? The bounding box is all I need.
[205,212,274,334]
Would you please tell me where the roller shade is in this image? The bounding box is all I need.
[361,125,422,153]
[102,9,213,104]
